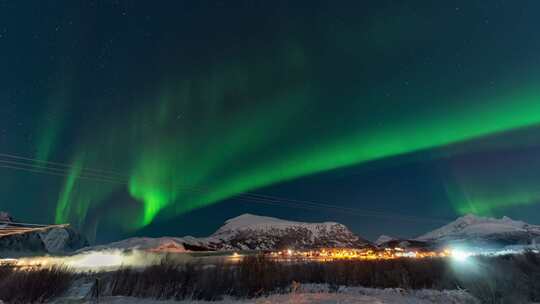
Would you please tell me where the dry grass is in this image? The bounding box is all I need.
[99,252,540,303]
[0,266,75,304]
[0,251,539,303]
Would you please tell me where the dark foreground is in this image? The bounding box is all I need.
[0,252,539,304]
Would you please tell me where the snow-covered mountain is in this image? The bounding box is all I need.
[204,214,370,250]
[374,234,432,250]
[0,211,88,256]
[0,226,88,256]
[416,214,540,248]
[88,236,192,252]
[0,211,14,223]
[375,235,396,246]
[91,214,371,252]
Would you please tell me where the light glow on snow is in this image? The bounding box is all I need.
[66,251,124,269]
[0,250,163,272]
[450,249,472,262]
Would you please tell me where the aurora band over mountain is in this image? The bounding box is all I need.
[53,56,540,230]
[20,2,536,236]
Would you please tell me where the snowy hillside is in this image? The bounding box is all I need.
[87,237,192,252]
[416,214,540,247]
[0,211,14,223]
[0,211,88,255]
[375,235,396,246]
[374,236,431,250]
[203,214,370,250]
[0,225,88,255]
[90,214,370,252]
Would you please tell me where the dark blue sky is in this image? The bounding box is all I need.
[1,1,540,243]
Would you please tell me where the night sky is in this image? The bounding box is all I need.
[2,1,540,244]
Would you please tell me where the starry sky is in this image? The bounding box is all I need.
[1,1,540,243]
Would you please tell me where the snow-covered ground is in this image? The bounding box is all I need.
[52,284,479,304]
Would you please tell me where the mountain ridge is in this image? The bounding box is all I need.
[5,212,540,255]
[88,213,371,252]
[415,213,540,248]
[0,211,88,256]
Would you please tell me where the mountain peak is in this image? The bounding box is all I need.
[457,213,487,223]
[0,211,14,223]
[453,214,526,227]
[461,213,479,219]
[207,213,370,250]
[375,235,396,246]
[90,213,370,252]
[502,216,514,221]
[417,214,540,243]
[224,213,287,225]
[219,213,340,233]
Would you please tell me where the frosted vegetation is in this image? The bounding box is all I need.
[1,252,540,303]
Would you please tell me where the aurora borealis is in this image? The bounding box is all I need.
[2,1,540,242]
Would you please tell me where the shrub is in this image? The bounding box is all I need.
[0,265,74,304]
[3,251,540,303]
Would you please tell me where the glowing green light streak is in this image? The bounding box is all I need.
[169,85,540,222]
[53,42,540,230]
[445,149,540,216]
[36,102,65,163]
[55,158,82,224]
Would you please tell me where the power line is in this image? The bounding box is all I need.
[0,152,450,224]
[0,156,449,224]
[0,159,126,183]
[233,192,450,223]
[0,220,53,227]
[0,164,126,185]
[0,152,127,177]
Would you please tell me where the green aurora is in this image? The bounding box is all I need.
[14,2,534,235]
[53,55,540,229]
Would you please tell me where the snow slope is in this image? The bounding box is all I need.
[0,211,14,229]
[375,235,397,246]
[0,211,13,223]
[203,213,369,250]
[87,237,190,252]
[0,225,88,255]
[416,214,540,246]
[0,211,88,255]
[88,214,370,252]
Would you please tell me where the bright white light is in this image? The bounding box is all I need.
[68,251,124,269]
[0,250,166,272]
[451,249,471,262]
